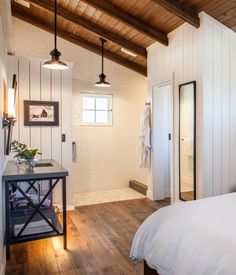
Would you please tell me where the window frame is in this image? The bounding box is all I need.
[80,93,113,126]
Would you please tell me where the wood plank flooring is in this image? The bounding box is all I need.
[6,198,169,275]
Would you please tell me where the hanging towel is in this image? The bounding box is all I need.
[14,191,51,207]
[14,219,53,236]
[139,104,151,168]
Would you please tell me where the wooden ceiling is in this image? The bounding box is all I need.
[11,0,236,76]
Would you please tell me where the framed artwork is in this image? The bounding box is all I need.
[24,100,59,126]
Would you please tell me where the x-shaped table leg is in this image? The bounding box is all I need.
[25,180,38,193]
[11,179,61,237]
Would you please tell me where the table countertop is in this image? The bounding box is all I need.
[2,159,68,181]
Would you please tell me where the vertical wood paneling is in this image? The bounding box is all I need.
[201,15,236,197]
[174,29,184,202]
[183,26,193,82]
[192,27,199,82]
[163,45,170,75]
[51,70,62,204]
[7,56,73,206]
[221,30,230,194]
[18,58,30,144]
[41,67,52,159]
[148,23,199,201]
[29,60,41,150]
[61,69,72,167]
[61,68,73,204]
[229,35,236,192]
[202,20,214,197]
[51,71,61,163]
[7,56,19,141]
[148,14,236,200]
[212,24,222,195]
[157,46,164,76]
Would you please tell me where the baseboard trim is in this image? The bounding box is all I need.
[147,188,170,201]
[165,188,170,198]
[147,189,154,200]
[53,204,75,211]
[129,180,147,195]
[0,247,6,275]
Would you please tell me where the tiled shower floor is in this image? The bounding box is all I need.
[74,188,145,206]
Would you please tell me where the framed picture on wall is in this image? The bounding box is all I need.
[24,100,59,126]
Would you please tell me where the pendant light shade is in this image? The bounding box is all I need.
[94,38,111,87]
[43,0,68,70]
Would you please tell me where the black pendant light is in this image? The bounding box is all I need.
[94,38,111,87]
[43,0,68,70]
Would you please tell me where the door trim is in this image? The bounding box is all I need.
[150,74,174,201]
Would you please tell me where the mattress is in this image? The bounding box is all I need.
[130,193,236,275]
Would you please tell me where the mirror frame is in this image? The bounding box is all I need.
[179,81,196,201]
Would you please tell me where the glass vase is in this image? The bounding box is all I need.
[24,158,36,172]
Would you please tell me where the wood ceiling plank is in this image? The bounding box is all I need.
[151,0,200,27]
[26,0,147,58]
[77,1,88,17]
[80,0,168,45]
[217,7,236,24]
[83,4,96,21]
[195,0,225,12]
[12,6,147,76]
[108,0,140,35]
[205,1,236,18]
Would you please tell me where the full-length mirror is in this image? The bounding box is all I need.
[179,81,196,201]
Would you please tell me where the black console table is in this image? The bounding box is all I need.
[2,159,68,260]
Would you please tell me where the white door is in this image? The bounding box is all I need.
[152,82,173,200]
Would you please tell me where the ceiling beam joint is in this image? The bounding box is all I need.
[151,0,200,28]
[81,0,168,45]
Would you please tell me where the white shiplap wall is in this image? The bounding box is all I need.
[7,55,74,206]
[147,22,200,202]
[0,17,8,275]
[202,14,236,197]
[148,12,236,201]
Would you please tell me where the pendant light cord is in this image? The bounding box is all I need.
[101,39,104,74]
[54,0,57,49]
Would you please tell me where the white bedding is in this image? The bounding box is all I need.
[130,193,236,275]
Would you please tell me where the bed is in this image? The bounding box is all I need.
[130,193,236,275]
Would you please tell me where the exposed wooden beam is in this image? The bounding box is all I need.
[26,0,147,58]
[81,0,168,45]
[12,7,147,76]
[151,0,199,28]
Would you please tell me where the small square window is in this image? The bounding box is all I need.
[81,94,112,125]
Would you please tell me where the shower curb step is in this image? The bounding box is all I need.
[129,180,147,195]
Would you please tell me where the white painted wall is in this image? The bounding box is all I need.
[148,12,236,202]
[0,13,9,275]
[148,20,200,202]
[72,77,147,193]
[201,14,236,197]
[12,18,148,195]
[7,56,74,206]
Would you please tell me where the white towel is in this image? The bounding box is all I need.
[139,105,151,168]
[14,191,51,207]
[14,219,53,236]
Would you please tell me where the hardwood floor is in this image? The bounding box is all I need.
[6,198,169,275]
